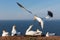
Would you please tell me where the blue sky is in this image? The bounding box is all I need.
[0,0,60,20]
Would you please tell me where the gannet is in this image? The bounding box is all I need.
[25,25,36,35]
[46,32,49,37]
[25,25,42,35]
[34,16,44,29]
[11,25,17,36]
[46,32,55,37]
[2,29,9,36]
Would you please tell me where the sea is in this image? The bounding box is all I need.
[0,20,60,36]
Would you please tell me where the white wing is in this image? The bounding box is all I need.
[34,16,44,29]
[45,15,50,19]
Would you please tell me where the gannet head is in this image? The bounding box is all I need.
[12,25,16,29]
[28,24,33,29]
[46,32,49,35]
[34,15,37,20]
[36,29,42,33]
[36,29,40,32]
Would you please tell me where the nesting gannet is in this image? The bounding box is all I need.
[2,29,9,36]
[46,32,49,37]
[45,11,53,19]
[11,25,17,36]
[25,25,36,35]
[25,25,42,35]
[34,16,44,29]
[46,32,55,37]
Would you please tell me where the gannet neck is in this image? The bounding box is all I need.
[26,25,33,32]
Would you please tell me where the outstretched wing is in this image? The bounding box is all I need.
[16,2,32,14]
[45,11,53,19]
[48,11,53,17]
[16,2,24,8]
[34,16,44,29]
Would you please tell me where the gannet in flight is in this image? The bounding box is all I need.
[34,16,44,29]
[25,25,42,35]
[2,29,9,36]
[11,25,17,36]
[16,2,53,30]
[33,11,53,29]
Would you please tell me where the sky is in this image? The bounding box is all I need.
[0,0,60,20]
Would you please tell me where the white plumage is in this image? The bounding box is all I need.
[35,29,42,35]
[45,15,50,19]
[25,25,42,35]
[2,30,9,36]
[34,16,44,29]
[46,32,55,37]
[11,25,17,36]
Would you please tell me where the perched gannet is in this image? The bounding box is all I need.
[46,32,49,37]
[25,25,36,35]
[2,29,9,36]
[25,25,42,35]
[34,16,44,29]
[11,25,17,36]
[46,32,55,37]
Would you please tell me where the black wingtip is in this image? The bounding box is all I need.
[16,2,24,8]
[48,11,53,17]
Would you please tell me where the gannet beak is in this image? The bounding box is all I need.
[33,16,37,20]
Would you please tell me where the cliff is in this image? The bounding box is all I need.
[0,35,60,40]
